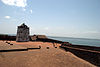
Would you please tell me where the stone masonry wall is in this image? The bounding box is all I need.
[16,24,29,42]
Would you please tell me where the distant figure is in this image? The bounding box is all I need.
[16,23,30,42]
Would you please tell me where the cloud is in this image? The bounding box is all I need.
[5,16,11,19]
[1,0,27,7]
[30,10,32,14]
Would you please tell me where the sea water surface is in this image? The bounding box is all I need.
[48,36,100,47]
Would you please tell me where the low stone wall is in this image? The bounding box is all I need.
[60,46,100,66]
[0,35,16,41]
[66,44,100,51]
[36,38,65,43]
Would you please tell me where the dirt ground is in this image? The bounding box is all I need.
[0,41,96,67]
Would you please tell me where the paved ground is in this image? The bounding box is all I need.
[0,41,96,67]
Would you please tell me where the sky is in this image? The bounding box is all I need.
[0,0,100,39]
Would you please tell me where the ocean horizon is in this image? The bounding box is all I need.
[48,36,100,47]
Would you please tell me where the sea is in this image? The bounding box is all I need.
[48,36,100,47]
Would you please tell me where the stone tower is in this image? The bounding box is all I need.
[16,23,29,42]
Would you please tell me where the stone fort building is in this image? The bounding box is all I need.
[16,23,29,42]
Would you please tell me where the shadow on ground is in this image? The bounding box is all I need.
[60,46,100,66]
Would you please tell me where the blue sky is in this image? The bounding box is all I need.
[0,0,100,39]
